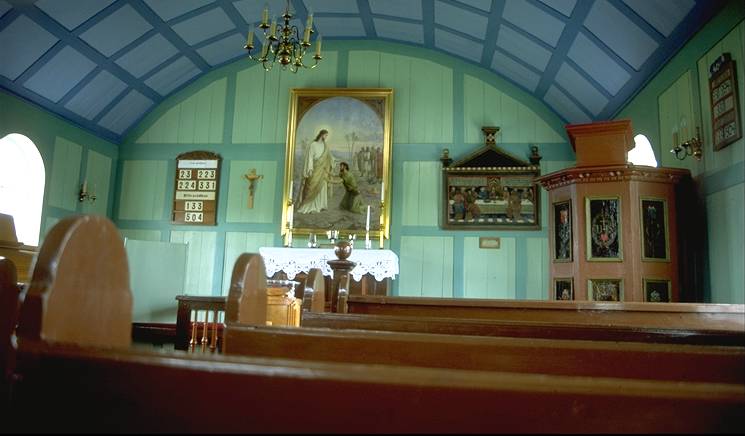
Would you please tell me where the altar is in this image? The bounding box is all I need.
[259,247,399,297]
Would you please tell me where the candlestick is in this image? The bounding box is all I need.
[262,5,269,25]
[246,26,254,47]
[365,205,370,231]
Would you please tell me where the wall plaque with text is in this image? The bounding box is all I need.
[172,151,221,225]
[709,53,742,151]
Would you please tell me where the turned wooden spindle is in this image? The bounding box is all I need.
[201,311,209,352]
[188,310,198,352]
[209,309,219,352]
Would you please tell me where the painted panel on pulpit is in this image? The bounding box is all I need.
[282,89,393,239]
[640,197,669,261]
[585,197,622,261]
[553,200,572,262]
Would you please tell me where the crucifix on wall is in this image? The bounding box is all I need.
[242,168,263,208]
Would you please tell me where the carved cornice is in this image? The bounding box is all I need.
[443,165,540,173]
[535,164,690,190]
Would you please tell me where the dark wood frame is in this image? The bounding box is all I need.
[708,53,742,151]
[171,151,222,226]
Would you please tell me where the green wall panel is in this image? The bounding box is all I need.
[347,51,453,144]
[136,78,227,144]
[47,136,82,211]
[232,53,338,144]
[42,216,59,243]
[462,236,516,299]
[525,237,549,300]
[706,183,745,303]
[81,150,111,216]
[696,21,744,174]
[221,231,275,294]
[118,160,168,220]
[225,160,277,223]
[119,229,162,242]
[398,236,453,297]
[170,230,217,295]
[463,74,564,144]
[401,161,440,227]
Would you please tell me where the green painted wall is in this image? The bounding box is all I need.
[115,40,573,298]
[0,90,119,243]
[617,1,744,303]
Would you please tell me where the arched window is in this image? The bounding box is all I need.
[0,133,45,246]
[628,134,658,167]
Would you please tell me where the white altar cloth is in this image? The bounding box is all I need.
[259,247,399,282]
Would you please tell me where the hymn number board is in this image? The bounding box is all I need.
[172,151,222,225]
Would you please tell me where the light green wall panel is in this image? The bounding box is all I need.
[697,21,744,175]
[462,236,516,299]
[136,78,227,144]
[657,70,700,175]
[47,136,82,211]
[525,237,549,300]
[81,150,111,216]
[232,52,338,144]
[401,161,440,226]
[118,160,168,221]
[398,236,453,297]
[706,183,745,303]
[463,74,564,144]
[221,231,275,294]
[225,160,277,223]
[42,216,59,242]
[119,229,162,242]
[347,51,453,144]
[170,230,216,295]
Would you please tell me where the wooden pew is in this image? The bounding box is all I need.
[6,217,745,433]
[346,295,745,331]
[222,260,745,385]
[301,311,745,346]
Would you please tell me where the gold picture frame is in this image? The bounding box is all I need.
[643,278,671,302]
[554,277,573,301]
[281,88,394,239]
[640,197,670,262]
[587,278,624,302]
[585,196,623,262]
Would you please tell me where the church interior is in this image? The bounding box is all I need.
[1,0,744,432]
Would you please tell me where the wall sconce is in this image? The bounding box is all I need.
[670,127,703,161]
[79,180,96,203]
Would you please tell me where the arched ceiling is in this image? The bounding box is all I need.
[0,0,728,144]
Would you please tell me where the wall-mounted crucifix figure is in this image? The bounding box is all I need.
[242,169,264,208]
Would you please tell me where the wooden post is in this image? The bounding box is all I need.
[327,259,356,313]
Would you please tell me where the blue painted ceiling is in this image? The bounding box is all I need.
[0,0,728,143]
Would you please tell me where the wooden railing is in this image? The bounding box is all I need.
[175,295,225,352]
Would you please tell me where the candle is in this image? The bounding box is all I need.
[315,36,322,56]
[287,204,294,229]
[289,180,293,198]
[365,205,371,231]
[380,181,385,202]
[262,5,269,25]
[82,180,88,193]
[246,26,254,47]
[260,42,269,58]
[270,17,277,38]
[303,26,311,44]
[306,12,313,29]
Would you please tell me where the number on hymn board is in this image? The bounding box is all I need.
[177,180,197,190]
[184,212,204,223]
[197,169,216,179]
[185,201,203,211]
[178,169,192,179]
[198,180,216,191]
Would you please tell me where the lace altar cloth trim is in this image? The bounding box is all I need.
[259,247,399,282]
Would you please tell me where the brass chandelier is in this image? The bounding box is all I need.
[243,0,322,73]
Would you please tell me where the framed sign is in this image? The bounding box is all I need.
[585,196,622,261]
[709,53,742,151]
[643,278,671,302]
[640,197,669,262]
[172,151,222,225]
[282,88,393,238]
[552,200,572,262]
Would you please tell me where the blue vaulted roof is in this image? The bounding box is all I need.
[0,0,728,143]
